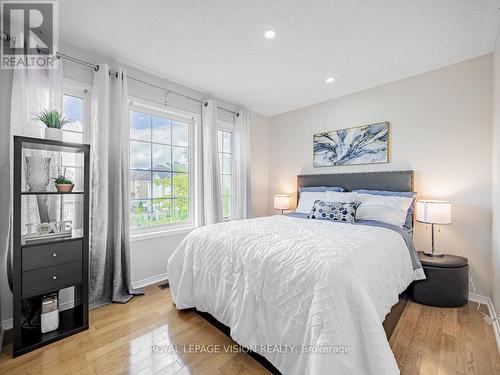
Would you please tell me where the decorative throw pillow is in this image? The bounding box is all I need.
[309,200,360,223]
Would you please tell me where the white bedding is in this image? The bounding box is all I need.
[167,215,417,375]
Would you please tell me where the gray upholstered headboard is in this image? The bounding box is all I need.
[297,170,415,228]
[297,170,414,194]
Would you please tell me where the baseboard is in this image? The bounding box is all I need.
[132,272,168,289]
[468,292,489,305]
[469,292,500,355]
[493,313,500,356]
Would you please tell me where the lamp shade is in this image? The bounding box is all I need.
[274,194,291,210]
[416,200,452,224]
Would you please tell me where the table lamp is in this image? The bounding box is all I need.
[274,194,291,214]
[415,200,452,257]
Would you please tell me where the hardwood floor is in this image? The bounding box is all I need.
[0,284,499,374]
[390,299,500,374]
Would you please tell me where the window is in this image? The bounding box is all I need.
[60,84,90,237]
[218,129,233,219]
[62,94,84,143]
[60,92,86,193]
[61,84,90,178]
[129,106,193,229]
[62,80,90,144]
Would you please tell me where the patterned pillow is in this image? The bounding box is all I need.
[309,200,360,223]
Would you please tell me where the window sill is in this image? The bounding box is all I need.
[130,225,196,242]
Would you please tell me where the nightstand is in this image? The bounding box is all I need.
[412,251,469,307]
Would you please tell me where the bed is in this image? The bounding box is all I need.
[167,170,423,375]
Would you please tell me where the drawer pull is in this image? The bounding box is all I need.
[53,253,57,257]
[52,276,57,280]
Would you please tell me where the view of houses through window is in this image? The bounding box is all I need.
[129,109,191,229]
[62,95,229,229]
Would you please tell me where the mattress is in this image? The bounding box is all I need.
[167,215,421,374]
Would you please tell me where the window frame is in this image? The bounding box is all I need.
[60,80,91,243]
[128,97,198,238]
[62,79,91,144]
[218,120,235,221]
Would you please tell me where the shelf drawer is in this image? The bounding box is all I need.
[22,261,82,298]
[22,240,83,272]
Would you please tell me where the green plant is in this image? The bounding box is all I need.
[34,109,71,129]
[53,175,73,185]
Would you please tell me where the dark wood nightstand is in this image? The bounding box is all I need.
[412,251,469,307]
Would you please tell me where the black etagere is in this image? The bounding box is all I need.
[12,136,90,357]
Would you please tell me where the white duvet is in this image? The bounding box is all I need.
[167,215,417,375]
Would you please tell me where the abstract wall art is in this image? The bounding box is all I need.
[313,122,389,167]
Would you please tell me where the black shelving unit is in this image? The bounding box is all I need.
[13,136,90,357]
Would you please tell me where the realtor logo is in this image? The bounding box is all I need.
[1,1,58,69]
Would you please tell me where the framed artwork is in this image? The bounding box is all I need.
[313,122,389,167]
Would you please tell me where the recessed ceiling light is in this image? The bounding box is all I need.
[264,30,276,39]
[325,77,335,83]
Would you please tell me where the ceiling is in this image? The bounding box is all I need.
[59,0,500,116]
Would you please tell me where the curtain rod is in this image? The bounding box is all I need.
[47,50,238,117]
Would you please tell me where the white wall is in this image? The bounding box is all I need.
[268,54,493,296]
[492,33,500,314]
[0,42,270,325]
[250,112,270,217]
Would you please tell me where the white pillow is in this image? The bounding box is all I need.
[296,191,327,213]
[325,191,359,203]
[355,194,414,227]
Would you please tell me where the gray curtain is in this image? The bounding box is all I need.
[89,64,142,307]
[0,70,14,352]
[233,112,252,220]
[2,60,64,345]
[201,100,223,225]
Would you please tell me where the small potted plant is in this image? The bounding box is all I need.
[34,109,70,141]
[53,176,74,193]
